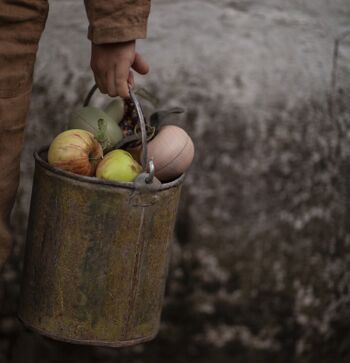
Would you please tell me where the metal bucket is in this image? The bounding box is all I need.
[18,87,184,347]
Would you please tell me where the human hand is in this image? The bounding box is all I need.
[90,40,149,98]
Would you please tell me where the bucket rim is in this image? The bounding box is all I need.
[34,146,185,191]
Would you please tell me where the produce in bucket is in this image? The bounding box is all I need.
[128,125,195,182]
[47,85,194,183]
[117,88,159,138]
[96,149,142,182]
[68,106,123,151]
[48,129,103,176]
[104,97,125,124]
[119,97,142,138]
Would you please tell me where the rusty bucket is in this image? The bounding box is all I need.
[18,86,184,347]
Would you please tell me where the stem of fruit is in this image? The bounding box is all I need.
[96,118,109,151]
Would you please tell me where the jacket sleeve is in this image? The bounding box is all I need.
[84,0,151,44]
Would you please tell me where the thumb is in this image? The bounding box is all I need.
[132,53,150,75]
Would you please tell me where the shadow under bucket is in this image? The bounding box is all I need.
[18,148,184,347]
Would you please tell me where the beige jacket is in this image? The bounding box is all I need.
[84,0,151,44]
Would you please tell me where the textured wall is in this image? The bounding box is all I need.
[1,0,350,362]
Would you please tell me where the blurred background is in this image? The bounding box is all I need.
[1,0,350,362]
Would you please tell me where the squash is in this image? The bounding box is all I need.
[68,106,123,152]
[104,98,125,124]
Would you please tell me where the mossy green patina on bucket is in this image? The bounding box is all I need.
[18,148,184,347]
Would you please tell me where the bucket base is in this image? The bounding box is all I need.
[18,315,158,348]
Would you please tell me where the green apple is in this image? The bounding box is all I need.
[96,149,142,182]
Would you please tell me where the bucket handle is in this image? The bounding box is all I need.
[83,84,155,184]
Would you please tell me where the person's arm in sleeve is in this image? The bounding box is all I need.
[84,0,151,97]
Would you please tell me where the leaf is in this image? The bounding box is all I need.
[135,87,159,108]
[150,107,185,130]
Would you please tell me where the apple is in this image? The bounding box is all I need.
[96,149,142,182]
[48,129,103,176]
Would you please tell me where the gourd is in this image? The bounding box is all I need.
[128,125,195,182]
[146,125,195,182]
[104,98,125,124]
[68,106,123,152]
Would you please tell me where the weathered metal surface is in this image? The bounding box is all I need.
[18,149,183,347]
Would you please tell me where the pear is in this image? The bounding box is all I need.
[96,150,142,182]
